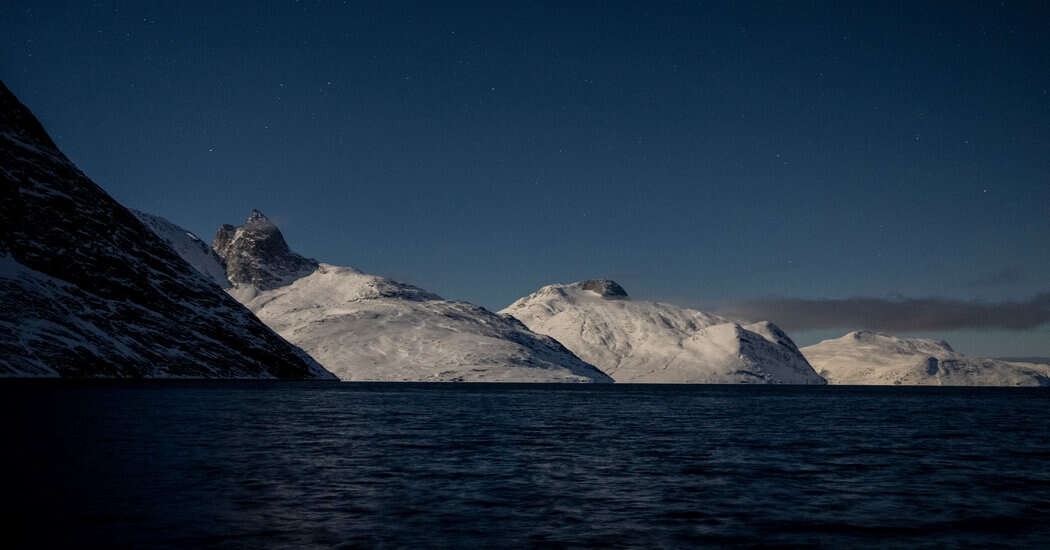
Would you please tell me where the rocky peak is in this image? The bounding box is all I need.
[212,210,318,290]
[575,279,629,299]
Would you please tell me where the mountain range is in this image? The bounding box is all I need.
[190,210,611,382]
[5,79,1045,386]
[138,209,831,384]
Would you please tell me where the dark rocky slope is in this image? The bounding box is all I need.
[213,210,318,290]
[0,81,333,378]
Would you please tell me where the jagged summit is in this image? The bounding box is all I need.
[576,279,628,299]
[213,210,318,290]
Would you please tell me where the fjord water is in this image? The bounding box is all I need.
[4,383,1049,548]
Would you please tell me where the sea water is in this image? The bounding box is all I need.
[3,382,1049,548]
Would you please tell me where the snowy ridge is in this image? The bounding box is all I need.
[0,81,334,379]
[211,213,612,383]
[501,281,825,384]
[801,331,1050,386]
[132,209,232,289]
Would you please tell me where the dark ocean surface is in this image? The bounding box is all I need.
[3,382,1049,549]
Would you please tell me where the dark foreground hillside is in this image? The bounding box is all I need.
[0,81,333,379]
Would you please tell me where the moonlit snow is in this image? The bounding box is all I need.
[802,331,1050,386]
[132,209,232,289]
[501,281,826,384]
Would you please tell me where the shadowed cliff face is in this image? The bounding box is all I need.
[0,81,333,379]
[213,210,318,290]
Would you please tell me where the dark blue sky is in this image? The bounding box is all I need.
[3,1,1048,355]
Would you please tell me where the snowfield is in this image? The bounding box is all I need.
[501,281,826,384]
[802,331,1050,386]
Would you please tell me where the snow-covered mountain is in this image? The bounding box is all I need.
[500,281,826,384]
[132,209,231,289]
[207,211,612,382]
[0,81,333,379]
[801,331,1050,386]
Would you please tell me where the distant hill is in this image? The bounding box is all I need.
[802,331,1049,386]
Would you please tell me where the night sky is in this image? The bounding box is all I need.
[3,1,1048,356]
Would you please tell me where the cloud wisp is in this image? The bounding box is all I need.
[721,293,1050,332]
